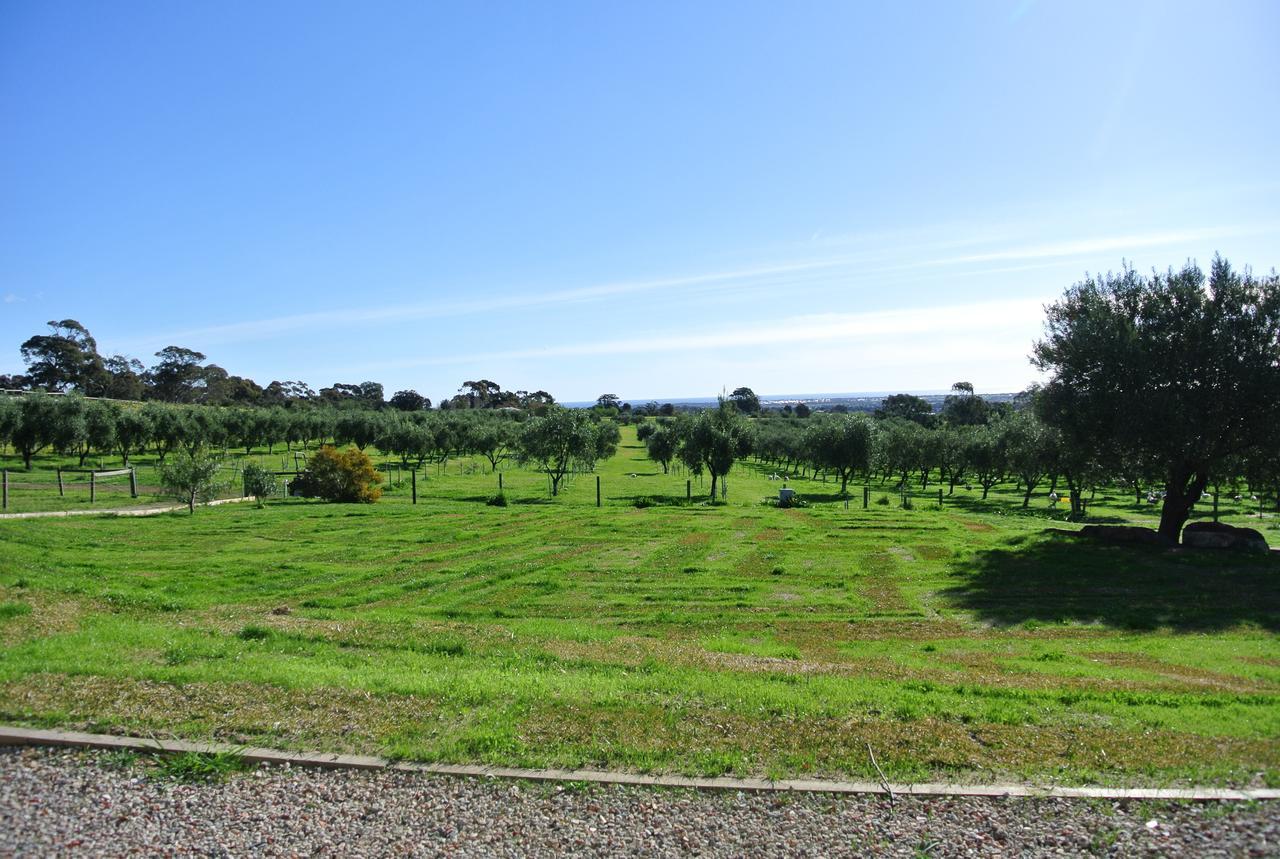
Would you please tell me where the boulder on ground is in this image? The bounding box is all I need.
[1182,521,1270,554]
[1077,525,1172,547]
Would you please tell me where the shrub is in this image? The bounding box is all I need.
[241,462,277,507]
[292,445,382,503]
[486,492,508,507]
[875,494,891,506]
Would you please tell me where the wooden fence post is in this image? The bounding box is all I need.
[863,486,869,508]
[1213,492,1219,523]
[90,471,96,503]
[411,469,417,504]
[686,479,691,501]
[130,467,138,498]
[57,467,64,497]
[2,470,7,510]
[938,487,943,507]
[498,472,503,493]
[596,475,601,507]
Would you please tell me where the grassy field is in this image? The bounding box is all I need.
[1,428,1278,787]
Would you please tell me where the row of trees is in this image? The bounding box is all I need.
[644,257,1280,542]
[0,393,622,496]
[748,410,1080,506]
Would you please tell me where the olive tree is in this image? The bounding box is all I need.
[645,423,679,474]
[114,407,153,466]
[159,449,224,513]
[517,406,599,496]
[678,401,753,500]
[1034,257,1280,542]
[803,414,876,495]
[241,462,278,507]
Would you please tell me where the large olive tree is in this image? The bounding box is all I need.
[1033,257,1280,543]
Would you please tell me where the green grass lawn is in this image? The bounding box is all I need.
[1,429,1278,787]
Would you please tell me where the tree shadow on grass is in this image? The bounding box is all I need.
[626,493,698,507]
[455,495,556,506]
[941,532,1280,632]
[938,494,1132,524]
[787,491,858,504]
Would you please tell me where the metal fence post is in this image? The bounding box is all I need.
[411,469,417,504]
[596,475,601,507]
[90,471,96,503]
[686,479,691,500]
[57,467,64,497]
[130,467,138,498]
[2,470,6,510]
[863,486,869,508]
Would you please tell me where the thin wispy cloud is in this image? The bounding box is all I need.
[114,257,856,352]
[920,224,1276,268]
[346,297,1045,373]
[114,222,1241,354]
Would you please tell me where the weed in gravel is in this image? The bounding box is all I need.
[97,749,140,771]
[152,751,253,783]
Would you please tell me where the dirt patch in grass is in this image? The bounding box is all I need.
[516,700,1280,784]
[961,521,995,533]
[1086,651,1274,694]
[0,674,447,751]
[936,650,1273,695]
[678,533,711,548]
[859,552,909,612]
[915,544,952,561]
[754,528,785,542]
[0,590,85,646]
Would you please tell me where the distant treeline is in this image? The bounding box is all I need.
[2,319,569,412]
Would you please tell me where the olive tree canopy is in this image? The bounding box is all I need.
[1033,257,1280,543]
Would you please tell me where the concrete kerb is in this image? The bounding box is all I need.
[1,727,1276,802]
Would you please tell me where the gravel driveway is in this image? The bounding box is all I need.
[2,747,1276,857]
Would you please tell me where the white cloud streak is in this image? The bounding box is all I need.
[109,220,1276,359]
[347,297,1046,372]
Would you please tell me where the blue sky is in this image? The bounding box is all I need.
[2,1,1277,403]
